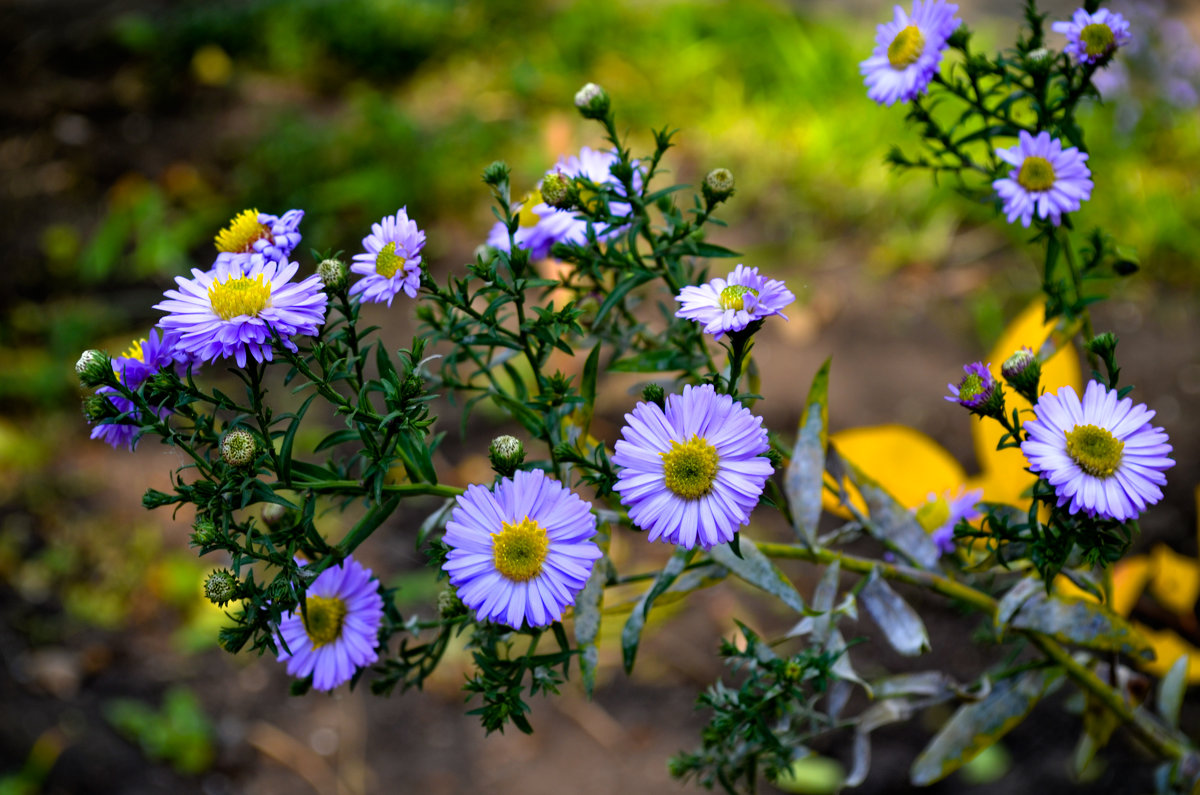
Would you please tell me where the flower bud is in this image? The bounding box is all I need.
[204,569,241,607]
[946,362,1005,418]
[540,171,575,210]
[261,503,288,528]
[488,434,525,478]
[702,168,736,206]
[574,82,610,120]
[191,517,221,547]
[220,429,258,468]
[317,258,348,293]
[641,383,666,410]
[437,587,467,620]
[75,349,113,387]
[1001,346,1042,404]
[82,394,117,422]
[1086,332,1118,361]
[482,161,511,188]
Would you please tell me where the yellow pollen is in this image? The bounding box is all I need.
[1017,156,1056,192]
[1065,423,1124,478]
[915,497,950,533]
[517,190,544,228]
[661,435,720,500]
[1081,23,1115,57]
[214,208,273,254]
[120,338,147,363]
[375,241,405,278]
[303,595,348,648]
[492,516,550,582]
[888,25,925,69]
[208,274,271,320]
[718,285,759,311]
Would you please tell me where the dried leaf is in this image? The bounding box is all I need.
[1009,589,1154,659]
[786,359,830,546]
[836,452,941,569]
[711,535,805,613]
[860,570,931,657]
[1158,654,1189,729]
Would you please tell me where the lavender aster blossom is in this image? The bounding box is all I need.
[993,131,1093,228]
[861,0,962,106]
[213,208,304,268]
[675,264,795,339]
[946,362,997,410]
[155,254,327,368]
[89,327,186,450]
[1052,8,1133,65]
[487,147,638,260]
[1021,381,1174,521]
[349,207,426,305]
[915,486,983,555]
[612,384,773,549]
[276,557,384,692]
[443,470,602,630]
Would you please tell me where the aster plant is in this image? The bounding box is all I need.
[76,12,1200,792]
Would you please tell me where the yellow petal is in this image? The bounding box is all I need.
[825,425,967,516]
[1148,544,1200,618]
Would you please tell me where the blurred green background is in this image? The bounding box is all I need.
[2,0,1199,793]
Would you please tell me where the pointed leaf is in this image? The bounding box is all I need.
[573,555,607,697]
[838,453,941,569]
[711,535,805,613]
[1008,589,1154,659]
[860,570,931,657]
[1157,654,1189,729]
[620,547,695,673]
[910,667,1064,786]
[786,359,830,546]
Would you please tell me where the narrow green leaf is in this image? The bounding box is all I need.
[337,494,401,556]
[910,667,1064,786]
[710,535,805,613]
[576,343,602,439]
[278,393,317,486]
[621,547,695,673]
[595,271,655,326]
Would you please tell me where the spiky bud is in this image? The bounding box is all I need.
[642,383,666,410]
[482,161,511,188]
[702,168,736,206]
[204,569,241,607]
[191,517,221,547]
[488,435,526,478]
[541,171,575,210]
[437,588,467,620]
[317,258,348,293]
[75,349,113,388]
[220,429,258,468]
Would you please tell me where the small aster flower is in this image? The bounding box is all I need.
[89,327,186,450]
[861,0,962,106]
[993,130,1093,228]
[442,469,602,630]
[915,486,983,555]
[487,146,638,260]
[945,362,999,411]
[276,557,384,692]
[349,207,426,306]
[1052,8,1133,65]
[674,264,795,339]
[213,208,304,268]
[612,384,773,549]
[1021,381,1174,521]
[155,254,328,367]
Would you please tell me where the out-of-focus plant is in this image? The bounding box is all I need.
[75,1,1199,791]
[104,686,216,775]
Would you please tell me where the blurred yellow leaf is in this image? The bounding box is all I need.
[1133,625,1200,681]
[1148,544,1200,618]
[1110,556,1152,618]
[824,424,967,515]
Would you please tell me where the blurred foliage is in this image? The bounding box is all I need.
[104,686,216,774]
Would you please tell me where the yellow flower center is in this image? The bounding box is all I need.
[1065,423,1124,478]
[718,285,759,311]
[214,209,272,254]
[1017,156,1056,192]
[375,241,405,278]
[492,516,550,582]
[1081,23,1115,58]
[120,338,148,363]
[518,190,544,228]
[915,496,951,533]
[888,25,925,69]
[208,274,271,320]
[303,595,348,648]
[661,435,720,500]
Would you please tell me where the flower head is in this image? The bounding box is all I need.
[276,557,384,691]
[1021,381,1174,521]
[674,264,795,340]
[349,208,426,306]
[214,208,304,268]
[155,254,328,367]
[88,327,186,450]
[861,0,962,106]
[487,147,638,260]
[915,486,983,555]
[993,131,1093,228]
[946,361,998,411]
[612,384,773,549]
[442,470,602,630]
[1052,8,1133,65]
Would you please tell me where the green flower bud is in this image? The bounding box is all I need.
[204,569,241,607]
[317,258,348,292]
[191,517,221,547]
[488,435,526,478]
[1001,347,1042,405]
[220,429,258,468]
[75,349,113,388]
[642,383,666,410]
[574,82,610,120]
[540,171,575,210]
[482,161,511,188]
[260,503,288,528]
[702,168,736,206]
[437,587,467,620]
[1086,332,1118,361]
[82,394,117,422]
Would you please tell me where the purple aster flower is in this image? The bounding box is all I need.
[213,208,304,268]
[612,384,773,549]
[946,361,998,410]
[442,469,602,630]
[349,207,426,306]
[1021,381,1174,521]
[155,254,328,368]
[674,264,795,339]
[487,146,638,260]
[993,131,1093,228]
[1052,8,1133,65]
[860,0,962,106]
[915,486,983,555]
[89,327,186,450]
[276,556,384,692]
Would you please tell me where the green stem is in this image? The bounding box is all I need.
[1057,229,1100,371]
[294,481,463,499]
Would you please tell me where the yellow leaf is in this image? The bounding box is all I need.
[1110,556,1153,618]
[825,425,967,515]
[1132,624,1200,682]
[1148,544,1200,618]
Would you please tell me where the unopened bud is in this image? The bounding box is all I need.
[261,503,288,528]
[574,83,610,120]
[541,171,575,210]
[488,435,526,478]
[82,394,117,422]
[702,168,736,206]
[76,349,113,387]
[220,429,258,468]
[1002,347,1043,405]
[437,588,467,620]
[642,383,666,410]
[191,517,221,547]
[1086,332,1118,361]
[317,258,347,292]
[204,569,241,607]
[482,161,511,188]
